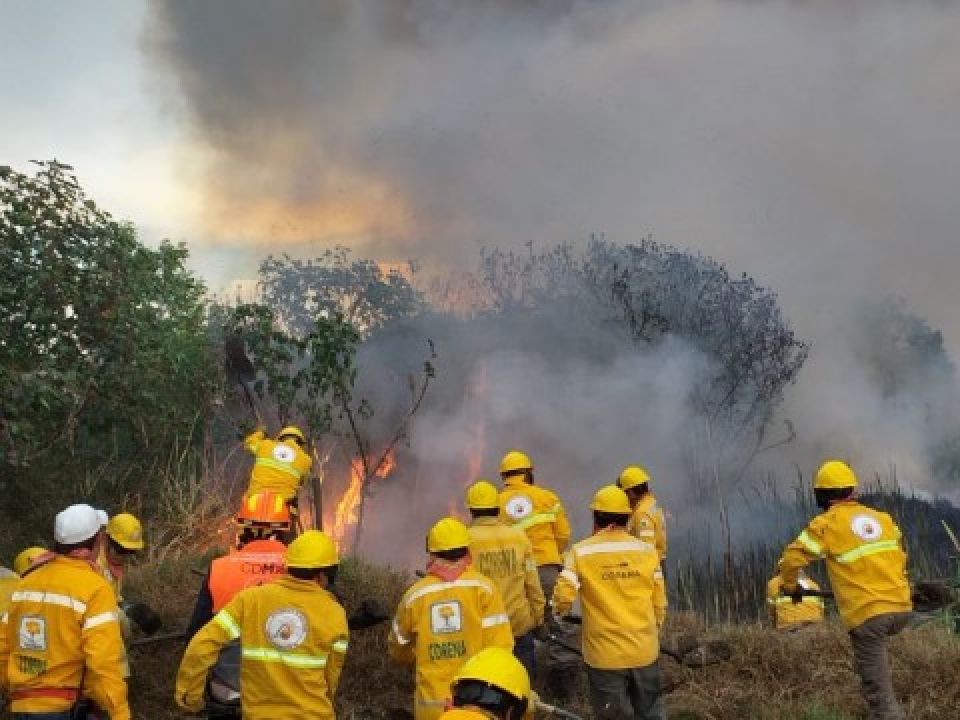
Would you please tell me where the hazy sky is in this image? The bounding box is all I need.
[3,0,960,358]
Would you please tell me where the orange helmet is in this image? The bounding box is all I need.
[236,492,292,530]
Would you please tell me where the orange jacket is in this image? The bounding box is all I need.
[498,478,570,566]
[209,539,287,612]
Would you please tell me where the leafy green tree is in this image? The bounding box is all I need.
[0,161,216,495]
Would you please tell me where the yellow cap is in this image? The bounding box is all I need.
[453,646,531,702]
[277,425,306,444]
[499,450,533,475]
[618,464,651,490]
[106,513,145,550]
[465,480,499,510]
[286,530,339,568]
[814,460,858,490]
[13,547,47,576]
[427,517,471,553]
[590,485,632,514]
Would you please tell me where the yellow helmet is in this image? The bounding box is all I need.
[106,513,145,551]
[286,530,339,568]
[13,546,47,576]
[465,480,499,510]
[590,485,632,514]
[277,425,306,445]
[452,646,531,704]
[814,460,858,490]
[618,464,651,490]
[499,450,533,475]
[426,517,471,553]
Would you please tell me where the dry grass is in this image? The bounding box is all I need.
[119,557,960,720]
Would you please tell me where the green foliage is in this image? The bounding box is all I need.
[0,161,216,473]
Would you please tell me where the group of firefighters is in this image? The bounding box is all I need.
[0,422,916,720]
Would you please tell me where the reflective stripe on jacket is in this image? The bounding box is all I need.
[467,518,546,636]
[552,527,666,670]
[244,430,313,500]
[627,492,667,561]
[388,569,514,720]
[0,556,130,719]
[209,539,287,612]
[779,500,911,629]
[498,479,571,566]
[175,574,348,720]
[766,574,825,629]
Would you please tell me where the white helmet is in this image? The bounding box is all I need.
[55,504,103,545]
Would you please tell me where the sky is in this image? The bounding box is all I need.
[2,0,959,351]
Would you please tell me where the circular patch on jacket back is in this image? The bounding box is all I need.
[504,494,534,520]
[851,514,882,541]
[272,444,297,463]
[265,607,308,649]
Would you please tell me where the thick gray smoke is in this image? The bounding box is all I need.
[145,1,960,561]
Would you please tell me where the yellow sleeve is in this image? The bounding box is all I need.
[652,565,667,627]
[779,520,825,591]
[0,612,9,692]
[656,508,668,559]
[479,583,514,650]
[175,601,240,711]
[325,610,350,700]
[244,428,266,454]
[523,542,546,626]
[387,594,416,665]
[81,585,130,720]
[766,577,781,624]
[551,551,579,618]
[553,497,571,553]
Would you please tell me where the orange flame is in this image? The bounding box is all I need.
[330,450,397,551]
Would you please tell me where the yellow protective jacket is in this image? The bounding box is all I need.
[498,478,571,566]
[766,573,825,629]
[176,574,348,720]
[553,527,666,670]
[388,569,514,720]
[467,517,546,636]
[244,429,313,500]
[0,568,19,616]
[627,492,668,561]
[779,499,911,629]
[0,555,129,719]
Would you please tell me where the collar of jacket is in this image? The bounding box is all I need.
[426,555,472,582]
[56,553,102,574]
[594,525,631,540]
[503,476,529,488]
[275,574,335,596]
[470,517,502,527]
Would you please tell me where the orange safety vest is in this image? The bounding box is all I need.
[209,539,287,612]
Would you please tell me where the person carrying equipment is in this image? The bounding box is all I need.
[767,566,825,632]
[465,480,545,678]
[497,450,574,698]
[388,517,513,720]
[243,425,313,502]
[777,460,912,720]
[617,465,667,563]
[552,486,666,720]
[0,504,130,720]
[175,530,348,720]
[439,647,532,720]
[185,491,291,719]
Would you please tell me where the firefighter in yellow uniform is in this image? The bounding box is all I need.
[176,530,349,720]
[244,425,313,501]
[439,647,532,720]
[767,568,825,631]
[0,504,130,720]
[388,517,514,720]
[778,460,912,720]
[497,450,573,698]
[465,480,545,678]
[618,465,667,563]
[553,486,666,720]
